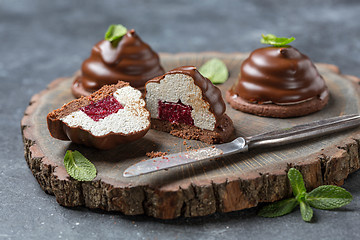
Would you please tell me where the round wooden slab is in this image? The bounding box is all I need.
[21,52,360,219]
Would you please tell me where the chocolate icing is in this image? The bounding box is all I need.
[72,29,164,97]
[147,66,226,123]
[230,47,328,104]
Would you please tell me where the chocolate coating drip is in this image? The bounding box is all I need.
[74,29,164,95]
[148,66,226,122]
[231,47,328,104]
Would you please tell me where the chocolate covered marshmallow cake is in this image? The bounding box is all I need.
[48,81,150,150]
[226,35,329,118]
[145,66,234,144]
[72,25,164,98]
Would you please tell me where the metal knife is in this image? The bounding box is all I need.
[123,114,360,177]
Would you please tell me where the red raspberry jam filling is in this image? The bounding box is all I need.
[81,95,124,121]
[158,100,194,125]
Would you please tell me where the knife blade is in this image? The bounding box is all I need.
[123,114,360,177]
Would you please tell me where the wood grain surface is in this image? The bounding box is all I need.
[21,52,360,219]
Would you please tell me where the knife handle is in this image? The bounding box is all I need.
[245,114,360,149]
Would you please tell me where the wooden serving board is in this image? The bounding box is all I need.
[21,52,360,219]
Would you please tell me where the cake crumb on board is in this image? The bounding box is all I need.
[146,151,168,158]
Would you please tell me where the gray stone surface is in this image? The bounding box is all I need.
[1,0,360,239]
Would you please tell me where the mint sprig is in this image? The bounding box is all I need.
[258,198,298,218]
[64,150,97,181]
[104,24,128,47]
[306,185,353,209]
[258,168,352,222]
[288,167,306,197]
[260,34,295,47]
[300,200,313,222]
[198,58,229,84]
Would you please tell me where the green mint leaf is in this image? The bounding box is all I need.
[300,200,313,222]
[260,34,295,47]
[104,24,127,47]
[258,198,299,218]
[198,58,229,84]
[288,168,306,197]
[305,185,352,210]
[64,150,97,181]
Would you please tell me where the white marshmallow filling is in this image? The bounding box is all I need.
[61,86,150,136]
[146,74,216,131]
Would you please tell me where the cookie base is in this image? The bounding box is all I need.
[225,90,330,118]
[151,114,235,144]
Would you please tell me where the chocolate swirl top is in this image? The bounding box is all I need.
[148,66,226,122]
[77,29,164,92]
[231,47,328,104]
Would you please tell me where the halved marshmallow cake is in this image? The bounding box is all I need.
[47,81,150,150]
[145,66,234,144]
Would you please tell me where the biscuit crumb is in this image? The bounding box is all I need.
[146,151,168,159]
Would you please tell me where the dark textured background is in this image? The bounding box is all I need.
[1,0,360,239]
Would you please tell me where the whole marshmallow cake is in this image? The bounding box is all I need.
[145,66,234,144]
[226,35,329,118]
[47,81,150,150]
[72,25,164,98]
